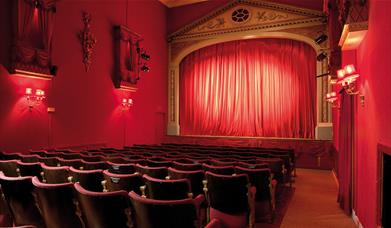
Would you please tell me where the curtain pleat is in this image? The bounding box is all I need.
[179,38,316,138]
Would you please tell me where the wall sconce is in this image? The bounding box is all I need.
[122,98,133,110]
[337,64,360,95]
[325,91,340,109]
[25,88,46,110]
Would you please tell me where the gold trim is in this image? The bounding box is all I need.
[172,134,331,141]
[13,69,54,80]
[169,0,324,40]
[116,81,138,92]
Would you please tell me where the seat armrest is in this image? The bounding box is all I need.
[205,218,222,228]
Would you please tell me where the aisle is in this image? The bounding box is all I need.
[280,169,356,228]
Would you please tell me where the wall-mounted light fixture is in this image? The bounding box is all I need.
[122,98,133,110]
[325,91,339,109]
[336,64,360,95]
[25,88,46,110]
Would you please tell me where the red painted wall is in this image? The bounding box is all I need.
[0,0,168,152]
[167,0,323,34]
[335,0,391,226]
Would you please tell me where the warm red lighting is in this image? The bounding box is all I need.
[337,64,360,86]
[344,64,356,74]
[337,69,345,79]
[325,92,338,103]
[25,88,46,110]
[26,88,32,95]
[122,97,133,109]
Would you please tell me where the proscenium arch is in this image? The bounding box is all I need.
[168,32,331,139]
[167,0,332,139]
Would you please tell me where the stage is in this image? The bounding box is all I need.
[163,135,335,170]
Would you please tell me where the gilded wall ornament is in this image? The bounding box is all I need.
[79,11,97,72]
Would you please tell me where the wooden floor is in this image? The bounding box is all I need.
[279,169,356,228]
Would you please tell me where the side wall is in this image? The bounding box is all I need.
[336,0,391,226]
[0,0,168,152]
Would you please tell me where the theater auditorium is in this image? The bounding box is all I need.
[0,0,390,227]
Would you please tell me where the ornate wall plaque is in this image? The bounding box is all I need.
[79,11,97,72]
[112,25,142,91]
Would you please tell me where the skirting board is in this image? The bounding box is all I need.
[352,210,364,228]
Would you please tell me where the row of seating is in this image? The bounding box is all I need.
[2,160,271,227]
[0,148,291,186]
[0,144,292,227]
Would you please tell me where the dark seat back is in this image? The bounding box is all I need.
[202,164,235,175]
[0,172,44,227]
[0,160,19,177]
[68,167,103,192]
[168,167,205,196]
[235,167,272,201]
[143,174,191,200]
[172,161,202,171]
[135,164,168,179]
[16,161,42,180]
[41,163,70,183]
[103,170,143,194]
[32,177,83,228]
[205,171,249,214]
[74,182,131,228]
[107,162,135,174]
[129,191,198,228]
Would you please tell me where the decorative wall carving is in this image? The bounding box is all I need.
[79,11,97,72]
[9,0,58,79]
[112,25,142,91]
[167,0,331,137]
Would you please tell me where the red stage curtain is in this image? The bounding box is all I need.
[180,38,316,138]
[337,94,355,215]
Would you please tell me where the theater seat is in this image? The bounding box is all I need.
[202,164,235,175]
[102,170,143,193]
[106,161,136,174]
[41,163,70,183]
[0,172,44,227]
[235,166,276,222]
[0,160,19,177]
[129,191,205,228]
[68,167,104,192]
[32,176,83,228]
[74,182,132,228]
[167,167,205,196]
[204,171,255,228]
[142,174,192,200]
[135,164,168,179]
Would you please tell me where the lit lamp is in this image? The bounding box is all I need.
[25,88,46,110]
[325,91,339,109]
[122,98,133,110]
[337,64,360,95]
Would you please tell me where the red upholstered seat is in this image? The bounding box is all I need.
[135,164,168,179]
[202,164,235,175]
[142,174,192,200]
[167,167,205,196]
[102,170,143,193]
[106,161,136,174]
[205,171,255,228]
[74,182,132,228]
[0,160,19,177]
[129,191,205,228]
[58,158,84,169]
[235,166,276,222]
[32,176,83,228]
[81,160,110,170]
[19,154,40,163]
[15,161,42,180]
[68,167,104,192]
[0,172,44,227]
[37,156,60,167]
[41,163,70,183]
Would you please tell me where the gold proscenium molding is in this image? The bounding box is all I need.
[167,0,332,139]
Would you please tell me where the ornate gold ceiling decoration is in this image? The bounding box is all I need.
[169,0,325,42]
